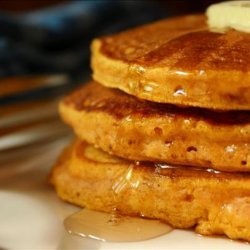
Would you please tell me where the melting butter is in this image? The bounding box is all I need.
[64,209,172,242]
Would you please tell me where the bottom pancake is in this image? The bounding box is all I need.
[50,140,250,242]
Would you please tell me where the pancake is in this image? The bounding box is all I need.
[60,81,250,172]
[91,15,250,110]
[50,139,250,242]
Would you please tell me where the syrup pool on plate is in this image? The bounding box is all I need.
[64,209,172,242]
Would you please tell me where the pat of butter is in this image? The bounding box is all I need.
[206,1,250,33]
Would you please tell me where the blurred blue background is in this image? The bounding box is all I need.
[0,0,217,103]
[0,1,171,81]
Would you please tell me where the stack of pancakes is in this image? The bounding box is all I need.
[50,15,250,241]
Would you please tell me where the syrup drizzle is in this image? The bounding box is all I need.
[64,157,172,242]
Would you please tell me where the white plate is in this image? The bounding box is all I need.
[0,139,249,250]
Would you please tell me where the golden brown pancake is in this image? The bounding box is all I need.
[60,81,250,172]
[91,15,250,110]
[50,139,250,242]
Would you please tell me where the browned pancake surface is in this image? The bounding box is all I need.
[61,81,250,171]
[91,15,250,110]
[64,81,250,125]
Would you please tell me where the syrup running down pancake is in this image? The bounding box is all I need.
[50,140,250,242]
[91,15,250,110]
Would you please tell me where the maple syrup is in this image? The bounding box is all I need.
[64,209,172,242]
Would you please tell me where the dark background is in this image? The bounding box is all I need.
[0,0,220,102]
[0,1,219,15]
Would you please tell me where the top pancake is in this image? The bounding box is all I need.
[91,15,250,110]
